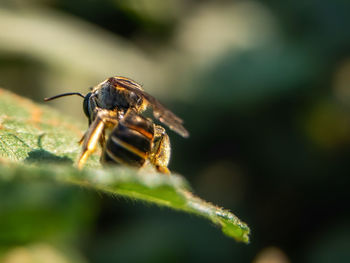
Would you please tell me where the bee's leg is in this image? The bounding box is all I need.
[98,130,106,163]
[149,125,171,174]
[78,110,116,169]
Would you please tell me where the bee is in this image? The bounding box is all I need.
[44,76,189,174]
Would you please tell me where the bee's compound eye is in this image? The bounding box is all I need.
[83,92,92,118]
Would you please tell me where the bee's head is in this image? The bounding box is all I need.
[82,92,92,119]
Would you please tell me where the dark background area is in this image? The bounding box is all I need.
[0,0,349,262]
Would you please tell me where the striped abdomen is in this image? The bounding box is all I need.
[102,111,154,167]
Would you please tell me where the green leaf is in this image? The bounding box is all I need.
[0,88,250,243]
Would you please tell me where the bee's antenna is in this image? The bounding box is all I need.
[44,92,85,102]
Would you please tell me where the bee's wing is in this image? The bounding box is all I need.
[140,91,189,138]
[114,77,189,138]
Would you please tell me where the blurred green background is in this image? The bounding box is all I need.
[0,0,350,262]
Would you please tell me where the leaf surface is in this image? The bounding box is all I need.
[0,89,250,243]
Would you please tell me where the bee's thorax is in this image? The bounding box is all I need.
[95,82,142,111]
